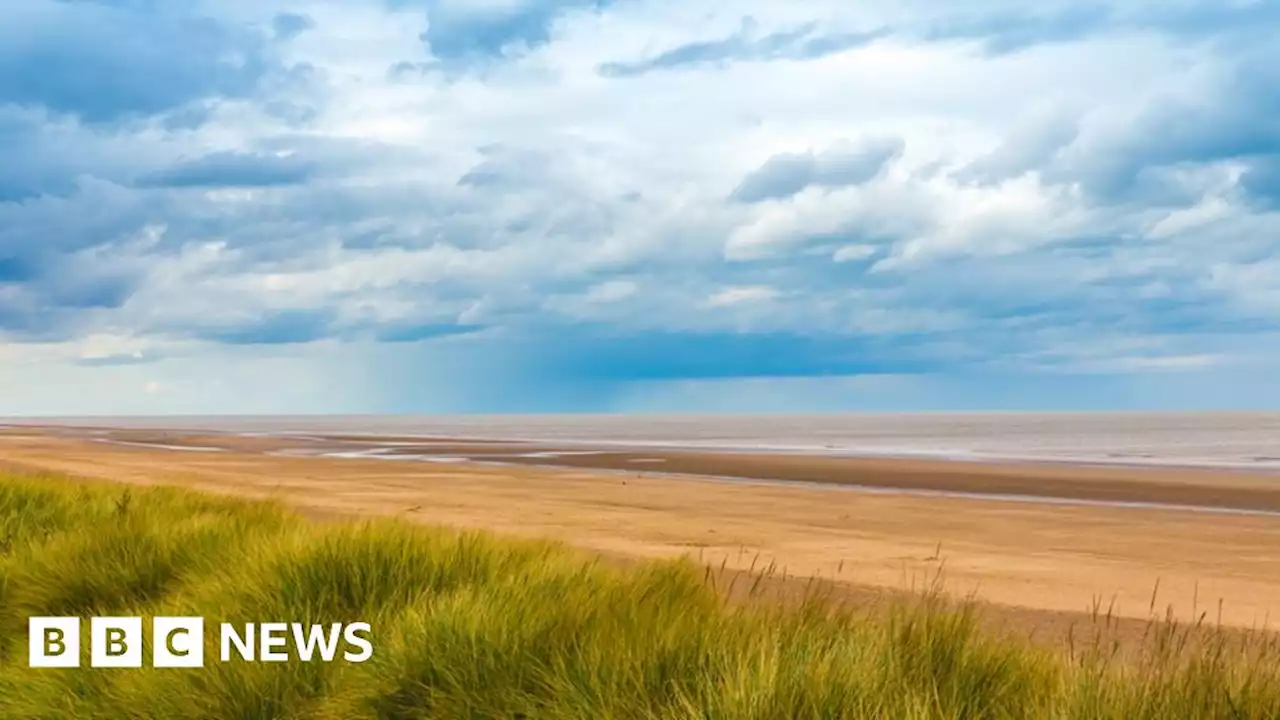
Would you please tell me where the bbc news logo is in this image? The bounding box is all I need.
[28,617,373,668]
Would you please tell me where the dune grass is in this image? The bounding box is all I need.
[1,471,1278,719]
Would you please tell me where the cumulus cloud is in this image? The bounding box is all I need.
[1,0,1279,413]
[707,286,778,307]
[272,12,316,40]
[406,0,613,64]
[598,18,888,77]
[1240,155,1280,209]
[0,1,274,124]
[135,151,317,189]
[729,137,904,203]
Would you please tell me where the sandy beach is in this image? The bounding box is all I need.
[2,424,1279,635]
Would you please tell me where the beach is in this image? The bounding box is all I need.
[9,412,1280,468]
[2,416,1279,635]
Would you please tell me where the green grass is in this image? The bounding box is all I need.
[1,471,1278,719]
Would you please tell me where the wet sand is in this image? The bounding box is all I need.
[426,449,1280,515]
[2,426,1279,635]
[34,425,1280,515]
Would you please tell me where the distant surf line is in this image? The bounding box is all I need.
[77,431,1280,519]
[260,431,1280,475]
[91,439,226,453]
[519,461,1280,520]
[298,447,1280,521]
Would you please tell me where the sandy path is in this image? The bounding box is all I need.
[2,432,1279,632]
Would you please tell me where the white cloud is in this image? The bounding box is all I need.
[832,244,877,263]
[707,285,778,307]
[1146,196,1235,239]
[585,279,638,303]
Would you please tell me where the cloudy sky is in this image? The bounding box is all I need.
[2,0,1279,415]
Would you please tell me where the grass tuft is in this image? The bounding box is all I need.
[1,471,1278,719]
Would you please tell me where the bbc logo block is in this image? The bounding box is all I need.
[28,616,371,667]
[91,617,143,668]
[29,616,204,668]
[28,617,80,668]
[154,616,205,667]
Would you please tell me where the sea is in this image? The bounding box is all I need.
[4,412,1280,471]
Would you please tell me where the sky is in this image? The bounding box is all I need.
[1,0,1279,415]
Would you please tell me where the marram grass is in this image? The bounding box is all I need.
[1,472,1278,719]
